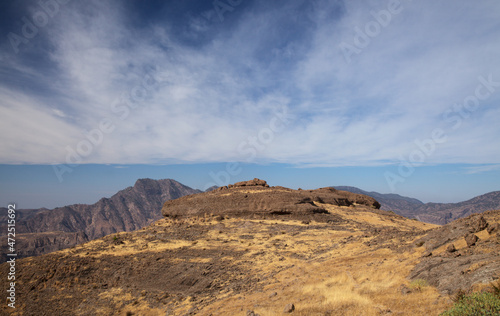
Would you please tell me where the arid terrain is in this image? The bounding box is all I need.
[1,179,499,315]
[2,179,499,262]
[0,179,200,260]
[335,186,500,225]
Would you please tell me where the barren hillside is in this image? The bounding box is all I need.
[1,179,499,315]
[0,179,200,260]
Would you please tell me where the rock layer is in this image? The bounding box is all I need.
[162,179,381,219]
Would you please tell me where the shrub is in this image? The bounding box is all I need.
[440,292,500,316]
[492,280,500,297]
[409,279,428,291]
[452,289,467,303]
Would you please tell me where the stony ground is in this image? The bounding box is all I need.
[1,182,499,315]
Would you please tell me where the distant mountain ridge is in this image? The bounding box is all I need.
[334,186,500,225]
[413,191,500,224]
[2,180,498,259]
[334,186,424,216]
[0,179,200,259]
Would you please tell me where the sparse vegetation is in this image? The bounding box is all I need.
[3,181,499,316]
[440,292,500,316]
[409,279,429,292]
[492,280,500,297]
[452,289,467,303]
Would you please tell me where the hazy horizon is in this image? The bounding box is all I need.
[1,163,499,209]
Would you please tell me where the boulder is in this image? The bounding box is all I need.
[470,215,488,233]
[422,251,433,258]
[446,244,456,253]
[283,303,295,313]
[465,234,479,247]
[487,223,499,234]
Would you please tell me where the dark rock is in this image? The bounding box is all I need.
[422,251,433,257]
[487,223,499,234]
[283,303,295,313]
[246,310,260,316]
[446,244,456,253]
[234,178,269,187]
[470,215,488,233]
[400,284,412,295]
[415,212,497,253]
[465,234,479,247]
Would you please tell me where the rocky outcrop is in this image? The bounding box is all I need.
[409,211,500,295]
[415,214,489,251]
[334,186,424,217]
[162,179,380,219]
[231,178,269,188]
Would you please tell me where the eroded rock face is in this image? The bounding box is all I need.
[162,179,381,219]
[465,233,479,247]
[232,178,269,188]
[0,178,201,260]
[409,210,500,295]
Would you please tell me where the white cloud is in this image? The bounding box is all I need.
[0,87,82,163]
[1,0,499,166]
[463,164,500,174]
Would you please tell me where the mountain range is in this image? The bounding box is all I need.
[1,179,499,260]
[0,178,200,260]
[334,186,500,225]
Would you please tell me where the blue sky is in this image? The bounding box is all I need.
[1,0,499,208]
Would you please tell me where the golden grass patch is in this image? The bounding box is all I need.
[94,287,165,316]
[199,217,450,316]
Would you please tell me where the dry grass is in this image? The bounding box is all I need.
[197,215,450,315]
[93,287,166,316]
[56,206,453,315]
[320,203,438,231]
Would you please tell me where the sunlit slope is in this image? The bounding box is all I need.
[1,180,499,315]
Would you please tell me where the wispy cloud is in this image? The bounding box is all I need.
[463,164,500,174]
[1,0,499,166]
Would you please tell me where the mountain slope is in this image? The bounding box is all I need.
[414,191,500,224]
[334,186,424,217]
[2,179,498,315]
[334,186,500,225]
[0,178,200,259]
